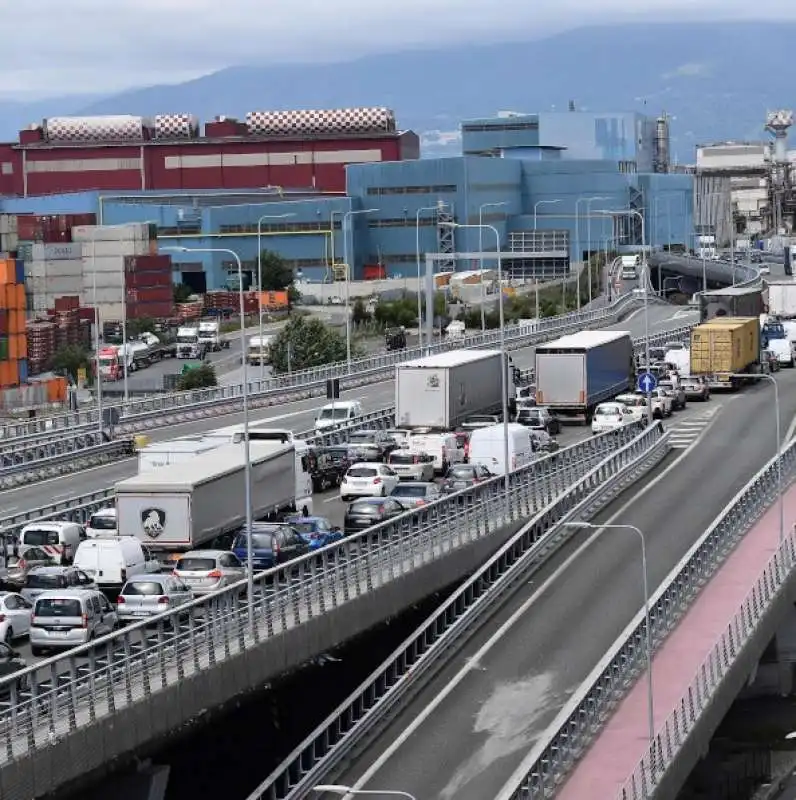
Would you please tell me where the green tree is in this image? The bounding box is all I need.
[258,250,294,291]
[176,362,217,390]
[52,344,91,382]
[126,317,155,338]
[269,315,357,373]
[173,283,193,303]
[351,298,371,325]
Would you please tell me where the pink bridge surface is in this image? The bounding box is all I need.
[558,485,796,799]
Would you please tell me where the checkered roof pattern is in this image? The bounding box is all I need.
[154,114,199,139]
[246,107,396,136]
[44,116,151,142]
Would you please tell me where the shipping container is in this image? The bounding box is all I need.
[362,264,387,280]
[14,260,24,284]
[18,358,28,384]
[0,311,7,336]
[690,317,760,388]
[699,287,765,323]
[128,287,172,303]
[8,310,24,335]
[30,242,83,262]
[0,259,14,285]
[126,270,172,288]
[73,222,153,243]
[124,254,171,272]
[47,376,67,403]
[127,301,173,320]
[82,239,151,258]
[258,290,289,309]
[0,338,8,360]
[0,360,15,388]
[14,283,24,310]
[54,296,80,312]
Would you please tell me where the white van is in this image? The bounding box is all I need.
[85,508,117,538]
[73,537,159,590]
[18,521,85,565]
[406,431,464,474]
[468,423,535,476]
[315,400,363,431]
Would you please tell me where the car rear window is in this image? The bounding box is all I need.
[123,581,164,596]
[35,598,82,617]
[88,514,116,530]
[392,485,426,497]
[22,530,60,546]
[449,465,474,478]
[26,573,66,589]
[348,467,377,478]
[176,558,217,571]
[389,453,418,465]
[349,501,382,514]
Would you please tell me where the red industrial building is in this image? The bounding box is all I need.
[0,108,419,197]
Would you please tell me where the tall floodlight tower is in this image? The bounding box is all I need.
[765,110,794,233]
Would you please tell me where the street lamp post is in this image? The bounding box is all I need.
[256,212,295,382]
[533,200,561,318]
[415,205,439,346]
[164,245,255,625]
[442,221,510,520]
[342,209,377,370]
[90,239,103,434]
[584,196,609,307]
[479,202,508,332]
[564,521,654,744]
[313,785,417,799]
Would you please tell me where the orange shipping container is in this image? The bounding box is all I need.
[0,284,11,310]
[9,334,27,360]
[47,376,67,403]
[259,290,289,309]
[13,283,24,311]
[0,260,13,286]
[8,310,24,335]
[0,360,15,388]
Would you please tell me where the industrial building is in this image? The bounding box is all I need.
[0,107,695,290]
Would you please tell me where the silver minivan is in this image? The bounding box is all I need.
[30,589,118,656]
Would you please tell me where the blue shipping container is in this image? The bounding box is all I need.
[14,260,24,284]
[17,358,28,384]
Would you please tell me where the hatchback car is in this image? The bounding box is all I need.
[657,379,687,410]
[0,592,33,642]
[389,482,441,510]
[282,516,344,551]
[0,547,56,590]
[30,589,118,654]
[173,550,246,596]
[340,463,400,501]
[681,375,710,401]
[21,566,96,603]
[442,463,494,492]
[516,406,561,434]
[591,402,640,434]
[346,430,397,462]
[386,450,436,482]
[117,574,193,623]
[460,414,501,431]
[343,497,407,535]
[231,523,310,571]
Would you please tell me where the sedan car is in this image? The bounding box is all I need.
[0,592,33,642]
[340,463,400,501]
[343,497,407,535]
[681,375,710,401]
[282,515,344,550]
[173,550,246,595]
[389,481,441,510]
[442,463,494,493]
[117,574,193,624]
[346,430,398,462]
[658,378,686,410]
[516,405,561,434]
[591,402,641,434]
[231,523,310,571]
[21,566,96,603]
[386,450,436,482]
[0,547,56,590]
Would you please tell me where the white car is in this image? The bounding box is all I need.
[340,463,400,501]
[591,402,640,435]
[0,592,33,642]
[636,388,672,418]
[614,394,647,421]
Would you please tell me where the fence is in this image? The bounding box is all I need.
[245,423,670,799]
[0,424,658,783]
[496,402,795,800]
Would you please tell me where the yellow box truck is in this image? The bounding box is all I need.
[689,316,760,389]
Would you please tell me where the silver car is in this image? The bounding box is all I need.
[173,550,246,596]
[21,566,96,603]
[116,574,193,623]
[386,451,436,482]
[389,481,442,510]
[30,589,118,655]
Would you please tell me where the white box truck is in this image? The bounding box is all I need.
[395,349,516,429]
[535,330,634,422]
[766,280,796,319]
[115,440,313,558]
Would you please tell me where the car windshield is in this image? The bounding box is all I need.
[176,557,217,571]
[34,598,82,617]
[347,467,377,478]
[392,485,427,497]
[318,407,351,420]
[291,520,331,534]
[449,465,475,478]
[88,514,116,530]
[22,529,60,546]
[123,581,164,596]
[26,573,66,589]
[348,432,376,444]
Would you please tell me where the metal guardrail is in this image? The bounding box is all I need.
[0,441,136,491]
[246,422,670,799]
[0,426,655,775]
[0,429,110,467]
[497,402,796,800]
[0,291,646,443]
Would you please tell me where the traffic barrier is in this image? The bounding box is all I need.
[0,428,108,468]
[0,424,664,796]
[0,290,649,444]
[247,422,670,799]
[496,401,796,800]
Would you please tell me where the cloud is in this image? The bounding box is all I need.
[663,62,711,79]
[4,0,796,98]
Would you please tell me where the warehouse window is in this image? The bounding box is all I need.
[462,122,538,133]
[1,162,12,175]
[159,224,202,235]
[366,185,457,196]
[368,218,436,228]
[217,220,338,235]
[367,254,419,264]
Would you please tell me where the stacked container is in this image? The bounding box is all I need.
[204,290,260,315]
[17,213,95,244]
[0,214,22,254]
[124,254,174,319]
[26,320,57,375]
[0,258,28,387]
[23,242,84,312]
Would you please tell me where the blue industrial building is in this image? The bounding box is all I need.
[0,111,694,290]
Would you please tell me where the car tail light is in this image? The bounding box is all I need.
[373,477,382,484]
[171,570,179,577]
[117,596,126,604]
[207,569,223,579]
[0,614,6,622]
[157,596,170,605]
[82,613,89,628]
[16,559,25,570]
[442,446,447,459]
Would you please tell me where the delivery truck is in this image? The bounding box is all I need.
[766,280,796,319]
[689,317,760,389]
[534,330,635,423]
[394,349,517,429]
[137,437,223,472]
[115,440,313,561]
[699,286,766,323]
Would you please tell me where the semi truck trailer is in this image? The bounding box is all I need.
[689,316,761,389]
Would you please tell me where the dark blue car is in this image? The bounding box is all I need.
[283,515,344,551]
[231,522,309,571]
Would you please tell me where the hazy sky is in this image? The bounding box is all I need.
[4,0,796,99]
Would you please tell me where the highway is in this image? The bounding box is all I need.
[329,367,796,800]
[4,303,696,519]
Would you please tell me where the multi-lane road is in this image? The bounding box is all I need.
[330,361,795,798]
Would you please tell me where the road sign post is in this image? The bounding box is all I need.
[636,372,657,425]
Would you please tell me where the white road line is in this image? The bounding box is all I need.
[348,410,720,793]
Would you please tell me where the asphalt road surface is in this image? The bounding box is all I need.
[331,368,796,800]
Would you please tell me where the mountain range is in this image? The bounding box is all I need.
[1,22,794,161]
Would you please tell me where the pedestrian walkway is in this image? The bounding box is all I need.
[667,406,719,449]
[556,480,796,799]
